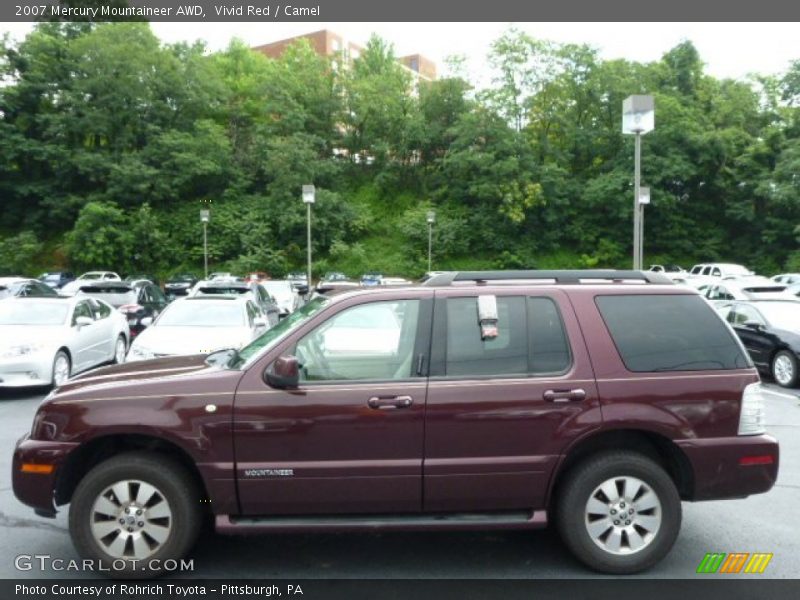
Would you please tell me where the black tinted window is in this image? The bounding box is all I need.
[528,297,571,373]
[445,296,528,377]
[596,294,750,372]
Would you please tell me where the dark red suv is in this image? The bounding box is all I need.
[13,270,779,577]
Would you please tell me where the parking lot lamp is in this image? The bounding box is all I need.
[302,185,316,287]
[200,208,210,279]
[426,210,436,272]
[622,95,655,270]
[638,187,650,268]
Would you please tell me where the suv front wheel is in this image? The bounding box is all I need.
[556,451,681,574]
[69,452,202,579]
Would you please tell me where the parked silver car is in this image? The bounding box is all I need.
[0,297,129,387]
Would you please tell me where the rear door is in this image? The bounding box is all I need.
[423,288,600,512]
[728,303,773,368]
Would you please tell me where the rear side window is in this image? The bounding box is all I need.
[596,294,750,372]
[442,296,571,377]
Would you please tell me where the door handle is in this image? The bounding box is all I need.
[368,395,413,410]
[543,388,586,403]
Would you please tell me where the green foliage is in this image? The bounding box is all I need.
[0,231,44,276]
[1,24,799,278]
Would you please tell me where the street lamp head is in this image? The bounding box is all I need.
[200,209,210,223]
[302,184,316,204]
[426,210,436,224]
[622,95,655,135]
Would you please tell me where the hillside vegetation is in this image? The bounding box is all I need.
[1,23,799,278]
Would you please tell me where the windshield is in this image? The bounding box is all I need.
[79,273,103,280]
[0,302,69,325]
[758,302,800,330]
[156,301,245,327]
[230,296,329,368]
[43,274,61,281]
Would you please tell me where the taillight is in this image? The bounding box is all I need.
[738,383,766,436]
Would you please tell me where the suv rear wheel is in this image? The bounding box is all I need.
[556,451,681,574]
[69,452,202,579]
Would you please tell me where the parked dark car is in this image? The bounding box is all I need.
[12,270,778,578]
[164,273,199,300]
[75,281,168,339]
[717,299,800,388]
[120,283,169,339]
[0,277,59,299]
[39,271,75,289]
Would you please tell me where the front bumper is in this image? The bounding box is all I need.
[677,434,779,500]
[0,356,52,387]
[12,433,79,516]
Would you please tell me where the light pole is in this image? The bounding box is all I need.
[302,185,315,288]
[638,187,650,268]
[200,208,210,279]
[622,95,655,270]
[426,210,436,272]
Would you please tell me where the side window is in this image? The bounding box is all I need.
[734,305,764,326]
[702,266,712,275]
[139,287,150,304]
[72,301,93,325]
[445,296,527,377]
[596,294,750,372]
[295,300,420,382]
[528,297,571,374]
[711,267,721,277]
[151,286,167,303]
[92,299,111,320]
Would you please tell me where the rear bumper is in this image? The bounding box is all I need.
[677,434,779,500]
[12,434,79,516]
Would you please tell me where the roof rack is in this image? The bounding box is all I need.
[421,270,673,287]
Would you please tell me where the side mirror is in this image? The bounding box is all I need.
[74,316,93,328]
[140,316,154,327]
[265,355,300,389]
[253,316,267,328]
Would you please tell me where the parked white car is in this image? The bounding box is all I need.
[700,276,795,307]
[126,296,268,361]
[686,263,753,288]
[262,280,301,317]
[59,271,121,296]
[772,273,800,285]
[0,297,129,387]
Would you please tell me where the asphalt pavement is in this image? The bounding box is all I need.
[0,383,798,579]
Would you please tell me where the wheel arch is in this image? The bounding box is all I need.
[54,433,209,508]
[547,428,695,506]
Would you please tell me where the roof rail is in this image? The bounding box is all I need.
[421,270,673,287]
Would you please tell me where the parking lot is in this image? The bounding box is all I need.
[1,382,798,579]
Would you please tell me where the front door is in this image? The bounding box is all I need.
[423,289,600,512]
[233,292,433,515]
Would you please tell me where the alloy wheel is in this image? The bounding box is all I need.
[584,476,662,555]
[53,354,70,386]
[115,337,127,364]
[89,479,172,560]
[774,354,794,387]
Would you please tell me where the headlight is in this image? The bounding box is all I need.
[0,343,46,359]
[128,345,155,361]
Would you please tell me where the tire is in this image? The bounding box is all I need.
[555,451,681,574]
[112,334,127,365]
[52,350,71,386]
[69,452,202,579]
[771,350,798,388]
